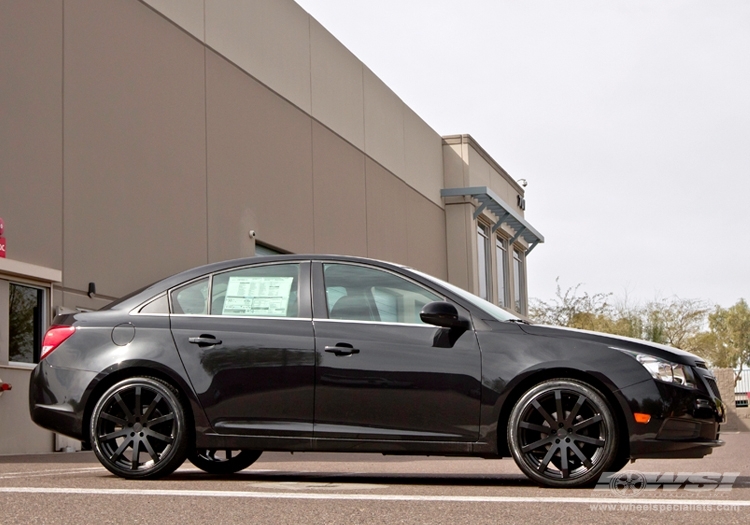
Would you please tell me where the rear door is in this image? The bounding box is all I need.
[170,261,315,438]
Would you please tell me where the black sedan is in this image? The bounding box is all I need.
[29,255,724,487]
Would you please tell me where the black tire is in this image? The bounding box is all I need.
[90,377,188,480]
[507,378,619,488]
[188,449,262,475]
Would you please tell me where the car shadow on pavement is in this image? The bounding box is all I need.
[167,470,537,487]
[165,470,750,490]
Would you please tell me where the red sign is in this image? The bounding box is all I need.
[1,217,6,257]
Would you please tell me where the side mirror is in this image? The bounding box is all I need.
[420,301,471,330]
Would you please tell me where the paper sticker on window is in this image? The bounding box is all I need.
[222,276,294,316]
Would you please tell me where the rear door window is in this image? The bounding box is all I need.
[210,263,300,318]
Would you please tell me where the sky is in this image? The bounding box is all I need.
[295,0,750,308]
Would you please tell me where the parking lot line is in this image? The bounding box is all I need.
[0,486,749,507]
[0,467,103,480]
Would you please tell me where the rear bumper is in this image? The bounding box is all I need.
[28,360,97,441]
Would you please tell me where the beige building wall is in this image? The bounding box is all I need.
[0,0,63,271]
[1,0,539,454]
[205,49,315,260]
[63,0,209,300]
[143,0,445,208]
[311,122,368,257]
[310,17,365,151]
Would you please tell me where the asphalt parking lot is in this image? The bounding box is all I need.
[2,433,750,525]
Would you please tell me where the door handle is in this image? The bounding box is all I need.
[324,345,360,357]
[188,335,222,347]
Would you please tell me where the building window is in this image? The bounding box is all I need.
[513,249,526,314]
[8,283,46,364]
[476,224,491,301]
[495,237,508,307]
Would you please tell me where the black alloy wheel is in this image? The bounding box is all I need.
[90,377,188,480]
[188,449,262,475]
[508,379,618,488]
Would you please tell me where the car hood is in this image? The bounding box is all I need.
[517,323,706,366]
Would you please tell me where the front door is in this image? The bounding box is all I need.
[312,262,482,442]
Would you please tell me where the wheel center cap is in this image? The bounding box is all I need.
[133,423,143,432]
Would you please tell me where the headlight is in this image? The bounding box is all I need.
[634,354,697,389]
[612,347,698,389]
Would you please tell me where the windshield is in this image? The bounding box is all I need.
[411,269,522,322]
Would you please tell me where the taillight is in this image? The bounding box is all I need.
[41,325,76,360]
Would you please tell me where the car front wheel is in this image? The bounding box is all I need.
[508,378,619,488]
[90,377,188,480]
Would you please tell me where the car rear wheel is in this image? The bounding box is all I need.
[508,378,619,488]
[90,377,188,480]
[188,449,262,475]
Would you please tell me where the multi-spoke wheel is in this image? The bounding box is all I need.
[508,379,618,488]
[188,449,262,475]
[90,377,188,480]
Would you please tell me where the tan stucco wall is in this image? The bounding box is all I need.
[141,0,445,209]
[0,0,63,271]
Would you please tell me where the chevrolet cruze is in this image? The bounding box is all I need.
[29,255,724,487]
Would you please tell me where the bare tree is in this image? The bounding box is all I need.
[642,297,709,348]
[530,280,709,346]
[528,278,612,329]
[689,299,750,383]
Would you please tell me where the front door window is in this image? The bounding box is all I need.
[323,264,441,324]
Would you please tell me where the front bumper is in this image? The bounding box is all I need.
[617,377,724,460]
